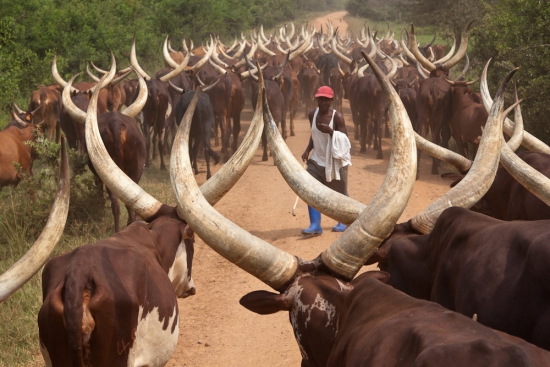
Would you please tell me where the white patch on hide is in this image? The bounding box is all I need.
[126,305,179,367]
[336,279,353,292]
[39,338,53,367]
[167,240,195,298]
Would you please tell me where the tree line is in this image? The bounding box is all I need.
[0,0,341,122]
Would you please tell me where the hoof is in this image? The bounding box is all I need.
[376,153,383,160]
[360,147,367,153]
[160,165,167,171]
[262,156,268,161]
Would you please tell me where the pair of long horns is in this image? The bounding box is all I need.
[172,51,417,286]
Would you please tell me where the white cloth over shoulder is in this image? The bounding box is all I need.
[325,130,351,182]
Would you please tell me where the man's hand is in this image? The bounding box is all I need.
[302,150,310,162]
[316,123,333,136]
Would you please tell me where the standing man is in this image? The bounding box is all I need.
[301,86,351,235]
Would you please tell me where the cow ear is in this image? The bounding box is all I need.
[240,290,291,315]
[353,270,390,285]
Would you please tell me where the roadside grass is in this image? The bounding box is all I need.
[0,147,176,366]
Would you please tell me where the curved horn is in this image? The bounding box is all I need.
[411,67,518,234]
[201,78,220,93]
[86,64,100,82]
[159,45,191,82]
[201,63,264,204]
[321,50,417,279]
[338,62,345,77]
[169,80,184,94]
[232,40,247,59]
[506,84,523,151]
[87,52,117,93]
[416,61,429,79]
[408,24,436,71]
[188,42,214,75]
[480,59,550,154]
[171,87,297,290]
[257,38,277,57]
[422,30,436,49]
[122,69,148,118]
[499,98,550,207]
[331,34,352,66]
[11,109,31,128]
[13,103,25,115]
[209,58,227,75]
[62,74,87,124]
[434,34,456,64]
[86,74,162,220]
[130,35,152,80]
[441,19,476,70]
[0,138,70,303]
[357,63,369,78]
[289,35,311,61]
[164,35,180,69]
[52,54,79,93]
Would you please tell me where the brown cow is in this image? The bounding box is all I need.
[206,72,245,162]
[38,83,265,366]
[62,73,147,233]
[28,85,62,142]
[0,112,43,188]
[446,79,488,158]
[409,21,474,175]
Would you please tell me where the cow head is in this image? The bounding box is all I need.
[240,263,390,366]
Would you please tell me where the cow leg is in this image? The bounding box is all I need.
[158,127,166,170]
[376,116,384,160]
[261,131,269,161]
[220,115,230,162]
[106,187,120,233]
[55,121,61,143]
[231,115,241,153]
[358,106,368,153]
[143,126,152,168]
[213,116,220,147]
[152,129,158,161]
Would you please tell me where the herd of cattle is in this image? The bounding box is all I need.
[1,16,550,366]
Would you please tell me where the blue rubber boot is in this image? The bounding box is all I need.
[332,222,347,232]
[301,206,323,235]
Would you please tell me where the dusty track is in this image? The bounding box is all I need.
[167,15,451,362]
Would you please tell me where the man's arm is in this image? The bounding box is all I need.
[333,112,348,136]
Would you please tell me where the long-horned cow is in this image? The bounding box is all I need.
[171,54,550,366]
[37,77,265,367]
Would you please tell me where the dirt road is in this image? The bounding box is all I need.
[308,11,349,34]
[166,13,450,366]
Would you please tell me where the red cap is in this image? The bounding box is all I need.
[315,86,334,99]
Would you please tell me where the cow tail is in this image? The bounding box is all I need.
[63,272,96,367]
